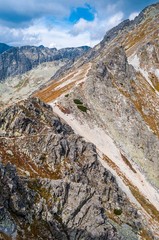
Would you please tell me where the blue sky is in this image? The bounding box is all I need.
[0,0,157,48]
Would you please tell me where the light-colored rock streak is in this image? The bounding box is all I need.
[128,53,159,95]
[50,102,159,213]
[54,63,92,91]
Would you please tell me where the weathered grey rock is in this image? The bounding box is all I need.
[60,44,159,189]
[57,3,159,189]
[0,98,147,239]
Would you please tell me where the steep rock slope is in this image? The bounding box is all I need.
[35,3,159,236]
[36,3,159,187]
[0,98,152,240]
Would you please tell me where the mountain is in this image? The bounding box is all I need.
[0,43,12,54]
[0,98,155,239]
[0,60,68,111]
[0,45,90,110]
[36,2,159,189]
[35,2,159,237]
[0,45,90,81]
[0,2,159,240]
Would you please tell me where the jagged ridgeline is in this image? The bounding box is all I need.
[0,45,90,81]
[0,2,159,240]
[0,98,154,239]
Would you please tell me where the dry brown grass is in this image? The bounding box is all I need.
[110,69,159,137]
[121,154,137,173]
[35,63,90,103]
[123,17,159,56]
[103,155,159,224]
[0,139,62,179]
[56,104,71,114]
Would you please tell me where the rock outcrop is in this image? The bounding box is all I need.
[0,98,151,239]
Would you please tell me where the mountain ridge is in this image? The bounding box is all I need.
[35,3,159,235]
[0,97,156,240]
[0,2,159,239]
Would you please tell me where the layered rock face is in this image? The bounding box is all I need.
[0,45,90,81]
[0,98,152,239]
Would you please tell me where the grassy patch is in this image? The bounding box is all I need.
[73,98,88,113]
[77,105,87,112]
[74,99,83,105]
[114,208,122,215]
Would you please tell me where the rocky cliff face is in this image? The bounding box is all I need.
[0,45,90,81]
[0,98,150,240]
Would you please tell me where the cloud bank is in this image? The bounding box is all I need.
[0,0,156,48]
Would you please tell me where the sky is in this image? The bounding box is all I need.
[0,0,157,49]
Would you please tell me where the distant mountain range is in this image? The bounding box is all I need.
[0,44,90,81]
[0,43,13,54]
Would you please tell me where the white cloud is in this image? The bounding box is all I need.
[26,19,101,48]
[0,26,40,46]
[70,12,123,41]
[0,11,124,49]
[0,0,125,49]
[107,12,123,26]
[0,21,96,49]
[0,0,122,28]
[129,12,139,20]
